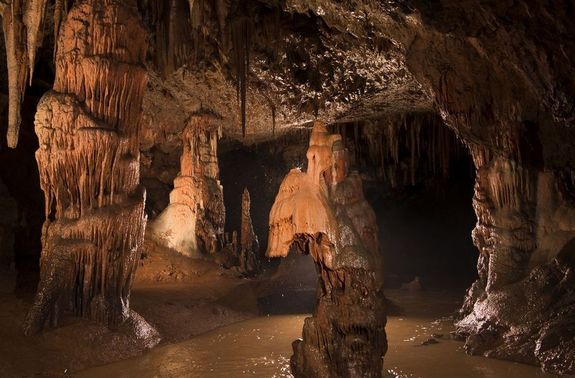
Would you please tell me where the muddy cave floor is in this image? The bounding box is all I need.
[0,245,561,378]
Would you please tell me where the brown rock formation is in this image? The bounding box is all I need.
[0,0,52,148]
[23,0,159,346]
[239,188,259,275]
[267,122,386,377]
[149,114,225,258]
[454,146,575,373]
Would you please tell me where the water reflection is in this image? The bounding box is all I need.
[78,291,556,378]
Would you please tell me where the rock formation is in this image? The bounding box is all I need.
[0,0,573,374]
[0,0,53,148]
[239,188,259,275]
[267,122,386,377]
[402,4,575,373]
[149,114,225,258]
[455,148,575,374]
[23,0,159,346]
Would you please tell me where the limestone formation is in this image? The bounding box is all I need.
[23,0,159,346]
[455,146,575,374]
[239,188,259,275]
[149,114,225,258]
[267,122,386,378]
[0,0,55,148]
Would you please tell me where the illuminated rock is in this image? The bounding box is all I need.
[149,114,225,258]
[267,121,386,378]
[24,0,159,348]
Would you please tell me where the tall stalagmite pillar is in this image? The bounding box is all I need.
[239,188,260,275]
[267,122,386,377]
[24,0,157,342]
[149,114,225,258]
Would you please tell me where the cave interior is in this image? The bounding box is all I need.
[0,0,574,377]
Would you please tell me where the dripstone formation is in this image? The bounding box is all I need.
[149,114,225,258]
[239,188,260,275]
[23,0,159,346]
[267,122,386,378]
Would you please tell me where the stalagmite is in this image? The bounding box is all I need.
[267,121,386,378]
[239,188,260,275]
[149,114,225,258]
[24,0,159,346]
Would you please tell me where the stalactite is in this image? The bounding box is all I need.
[231,3,252,137]
[23,0,47,83]
[2,0,28,148]
[53,0,65,58]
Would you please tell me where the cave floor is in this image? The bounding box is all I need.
[77,289,555,378]
[0,251,559,377]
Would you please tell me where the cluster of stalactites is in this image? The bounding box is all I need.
[1,0,50,147]
[468,141,535,211]
[336,113,465,188]
[140,0,281,137]
[141,0,230,76]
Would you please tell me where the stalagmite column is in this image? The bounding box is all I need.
[267,122,386,378]
[456,143,575,373]
[149,114,225,258]
[239,188,260,275]
[24,0,158,345]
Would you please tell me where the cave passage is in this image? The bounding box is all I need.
[1,0,574,377]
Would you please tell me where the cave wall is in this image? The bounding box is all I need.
[403,1,575,373]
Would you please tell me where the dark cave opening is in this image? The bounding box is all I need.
[0,29,54,296]
[0,90,48,296]
[372,156,478,291]
[335,115,479,292]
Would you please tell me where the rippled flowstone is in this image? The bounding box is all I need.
[267,122,386,377]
